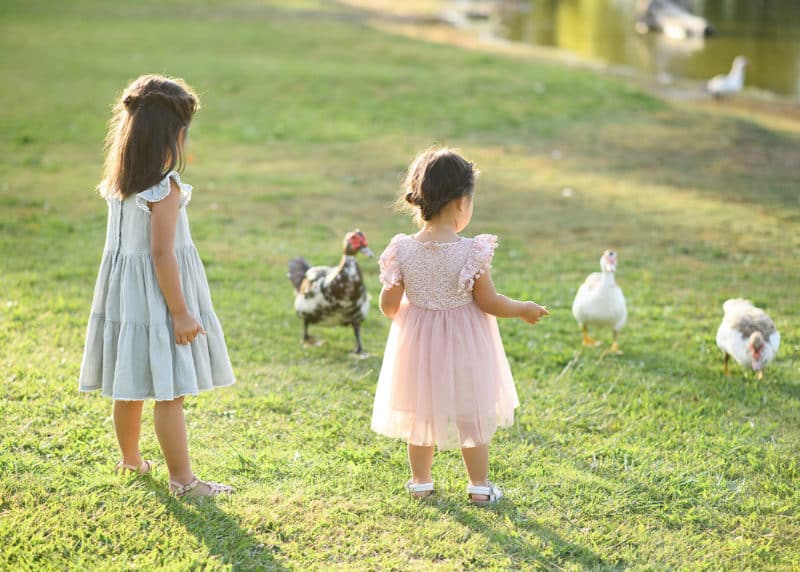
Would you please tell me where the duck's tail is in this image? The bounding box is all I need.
[288,257,310,292]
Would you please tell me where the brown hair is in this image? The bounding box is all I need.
[399,146,478,225]
[100,75,200,199]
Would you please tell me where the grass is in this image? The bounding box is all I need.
[1,0,799,569]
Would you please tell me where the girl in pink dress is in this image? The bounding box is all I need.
[372,147,548,505]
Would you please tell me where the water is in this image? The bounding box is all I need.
[495,0,800,98]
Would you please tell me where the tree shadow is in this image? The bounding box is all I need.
[147,482,287,571]
[433,496,623,570]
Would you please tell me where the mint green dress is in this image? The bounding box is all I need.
[78,171,235,400]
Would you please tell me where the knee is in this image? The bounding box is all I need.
[155,396,185,408]
[115,400,144,410]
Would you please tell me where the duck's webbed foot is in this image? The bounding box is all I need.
[610,331,623,355]
[581,325,601,347]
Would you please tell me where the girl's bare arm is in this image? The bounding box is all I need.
[472,270,547,324]
[150,180,204,343]
[380,283,405,319]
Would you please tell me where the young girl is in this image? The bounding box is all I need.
[79,75,235,497]
[372,147,547,505]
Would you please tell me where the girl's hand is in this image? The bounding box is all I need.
[172,311,206,345]
[520,302,548,325]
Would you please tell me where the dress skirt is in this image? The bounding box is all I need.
[371,299,519,450]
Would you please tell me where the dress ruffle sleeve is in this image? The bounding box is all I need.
[459,234,498,292]
[379,234,406,291]
[135,171,193,213]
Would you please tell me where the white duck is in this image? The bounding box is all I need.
[572,250,627,354]
[715,299,780,380]
[707,56,748,98]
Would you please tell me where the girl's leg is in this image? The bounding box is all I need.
[153,397,194,485]
[113,400,144,466]
[407,443,434,484]
[461,443,490,501]
[154,397,232,496]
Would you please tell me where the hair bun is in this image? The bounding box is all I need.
[405,191,421,206]
[123,94,140,111]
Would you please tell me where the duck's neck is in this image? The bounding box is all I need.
[730,63,746,84]
[602,271,617,285]
[338,254,353,269]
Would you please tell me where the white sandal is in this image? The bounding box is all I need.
[169,477,233,498]
[405,480,435,499]
[467,481,503,506]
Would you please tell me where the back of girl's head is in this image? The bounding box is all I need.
[400,146,478,225]
[101,74,199,199]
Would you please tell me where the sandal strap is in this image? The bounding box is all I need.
[467,481,503,502]
[116,459,153,475]
[169,477,233,497]
[170,477,201,497]
[405,481,434,494]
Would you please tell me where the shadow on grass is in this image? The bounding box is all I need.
[434,497,621,570]
[147,482,287,571]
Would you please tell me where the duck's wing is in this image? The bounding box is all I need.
[726,305,777,338]
[298,265,331,296]
[579,272,604,293]
[707,74,727,94]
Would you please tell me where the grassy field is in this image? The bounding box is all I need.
[1,0,799,569]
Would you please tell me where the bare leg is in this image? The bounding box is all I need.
[407,444,434,497]
[610,330,622,354]
[582,324,600,347]
[723,353,730,375]
[113,400,144,467]
[461,444,490,502]
[153,397,194,485]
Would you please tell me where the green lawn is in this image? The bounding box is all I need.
[1,0,798,569]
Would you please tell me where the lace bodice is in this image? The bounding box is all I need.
[379,233,498,310]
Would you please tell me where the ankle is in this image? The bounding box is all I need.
[169,472,195,486]
[469,479,489,488]
[121,453,143,466]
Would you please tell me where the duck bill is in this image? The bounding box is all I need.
[360,247,374,258]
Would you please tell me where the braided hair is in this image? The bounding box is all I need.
[400,146,477,225]
[101,75,199,198]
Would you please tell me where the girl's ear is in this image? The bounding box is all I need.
[456,195,470,212]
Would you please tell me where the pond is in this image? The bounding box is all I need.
[494,0,800,98]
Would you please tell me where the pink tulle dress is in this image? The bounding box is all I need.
[371,233,519,450]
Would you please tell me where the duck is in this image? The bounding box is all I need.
[288,230,373,355]
[572,250,627,354]
[636,0,714,38]
[715,299,780,380]
[707,56,748,98]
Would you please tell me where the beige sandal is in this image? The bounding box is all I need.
[169,477,233,498]
[115,459,154,475]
